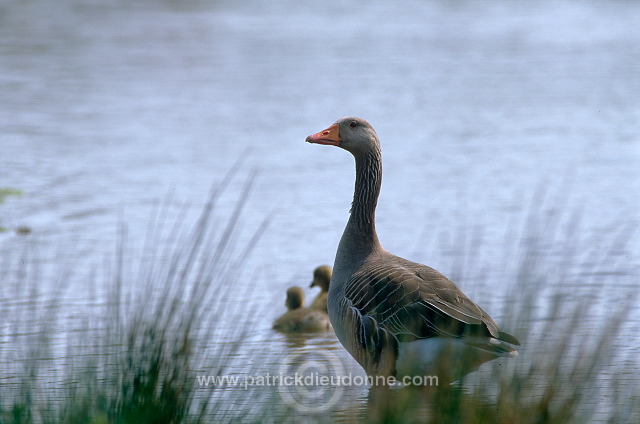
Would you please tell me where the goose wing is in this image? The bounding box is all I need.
[344,257,519,347]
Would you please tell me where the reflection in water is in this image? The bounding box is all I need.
[279,332,335,350]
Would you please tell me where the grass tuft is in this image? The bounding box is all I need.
[0,164,269,424]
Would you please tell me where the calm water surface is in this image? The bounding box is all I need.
[1,0,639,420]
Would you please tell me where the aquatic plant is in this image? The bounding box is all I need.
[357,192,640,424]
[0,178,638,423]
[0,166,271,423]
[0,188,22,205]
[0,188,23,232]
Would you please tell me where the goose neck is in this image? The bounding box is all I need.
[345,149,382,248]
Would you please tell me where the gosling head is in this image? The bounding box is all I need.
[285,286,305,311]
[309,265,332,292]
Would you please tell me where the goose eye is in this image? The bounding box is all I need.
[349,121,357,128]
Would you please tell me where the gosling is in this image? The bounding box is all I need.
[273,286,332,333]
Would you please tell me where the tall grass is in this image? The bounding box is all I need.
[364,190,640,424]
[0,165,271,423]
[0,177,638,423]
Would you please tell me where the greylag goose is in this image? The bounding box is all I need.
[273,286,332,333]
[309,265,332,311]
[306,117,519,380]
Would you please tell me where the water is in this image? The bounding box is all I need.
[1,0,639,420]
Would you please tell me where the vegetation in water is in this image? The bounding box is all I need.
[0,188,23,232]
[0,188,23,205]
[0,175,638,423]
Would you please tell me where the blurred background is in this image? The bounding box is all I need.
[1,0,638,422]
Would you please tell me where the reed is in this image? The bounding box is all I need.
[0,179,637,423]
[0,166,272,424]
[362,190,640,424]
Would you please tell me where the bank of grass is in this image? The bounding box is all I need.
[0,178,638,423]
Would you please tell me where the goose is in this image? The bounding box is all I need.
[309,265,332,311]
[306,117,519,380]
[272,286,332,333]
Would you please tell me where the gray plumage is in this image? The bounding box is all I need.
[306,117,519,379]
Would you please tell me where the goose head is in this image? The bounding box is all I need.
[306,117,380,156]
